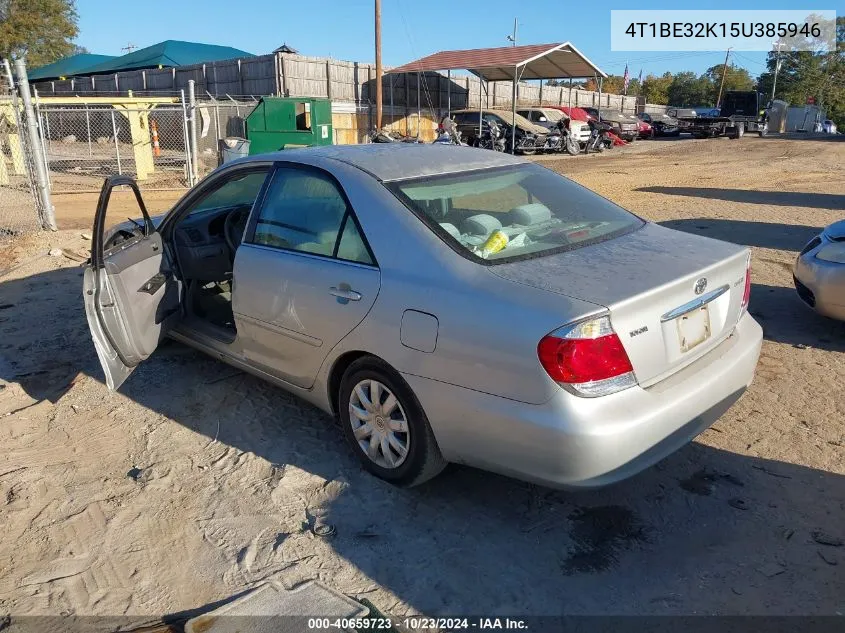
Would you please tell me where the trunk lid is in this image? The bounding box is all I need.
[490,223,750,386]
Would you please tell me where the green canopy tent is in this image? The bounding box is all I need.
[27,53,115,81]
[76,40,254,75]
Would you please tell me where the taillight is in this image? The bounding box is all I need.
[740,256,752,315]
[538,316,637,397]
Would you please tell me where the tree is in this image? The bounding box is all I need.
[641,72,673,104]
[0,0,79,68]
[704,63,754,103]
[667,71,714,107]
[757,16,845,128]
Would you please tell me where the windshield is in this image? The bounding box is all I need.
[388,164,643,263]
[539,109,563,122]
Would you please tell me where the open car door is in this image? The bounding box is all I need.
[83,176,182,390]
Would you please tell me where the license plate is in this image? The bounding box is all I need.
[676,306,711,353]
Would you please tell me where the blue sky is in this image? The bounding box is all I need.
[76,0,838,79]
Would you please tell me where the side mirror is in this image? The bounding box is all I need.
[538,116,547,122]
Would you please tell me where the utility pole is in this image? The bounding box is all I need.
[121,43,137,54]
[507,19,518,46]
[375,0,383,130]
[771,42,784,101]
[715,47,731,108]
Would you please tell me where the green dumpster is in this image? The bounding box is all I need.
[245,97,333,154]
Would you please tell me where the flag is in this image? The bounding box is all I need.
[623,64,630,96]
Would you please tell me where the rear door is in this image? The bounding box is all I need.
[83,176,182,390]
[232,164,380,388]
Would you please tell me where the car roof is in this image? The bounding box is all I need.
[256,143,525,182]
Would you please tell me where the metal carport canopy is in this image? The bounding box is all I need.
[389,42,607,81]
[388,42,607,152]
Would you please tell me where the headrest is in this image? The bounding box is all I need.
[510,203,552,226]
[462,214,502,237]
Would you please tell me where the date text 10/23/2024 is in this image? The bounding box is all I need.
[307,617,529,630]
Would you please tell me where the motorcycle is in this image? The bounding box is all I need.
[477,119,506,152]
[555,118,581,156]
[370,129,422,144]
[544,126,563,153]
[433,116,466,145]
[584,119,614,153]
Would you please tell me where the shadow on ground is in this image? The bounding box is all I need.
[659,218,820,252]
[642,186,845,211]
[1,264,844,616]
[749,283,845,352]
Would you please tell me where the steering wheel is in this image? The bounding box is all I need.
[224,207,250,261]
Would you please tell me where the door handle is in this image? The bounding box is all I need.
[329,287,362,301]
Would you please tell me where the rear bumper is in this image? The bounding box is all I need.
[406,313,762,488]
[793,253,845,321]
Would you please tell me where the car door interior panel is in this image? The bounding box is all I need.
[85,175,185,390]
[100,231,181,362]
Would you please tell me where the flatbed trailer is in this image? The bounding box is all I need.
[675,91,770,139]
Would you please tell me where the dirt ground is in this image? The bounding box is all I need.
[0,136,843,623]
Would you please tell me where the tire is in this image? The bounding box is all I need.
[758,121,768,138]
[564,135,580,156]
[338,356,446,487]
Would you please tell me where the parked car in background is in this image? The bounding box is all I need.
[85,144,762,488]
[637,118,654,139]
[451,109,548,154]
[596,111,639,142]
[557,106,593,123]
[794,219,845,321]
[638,112,680,137]
[667,107,699,119]
[559,107,638,142]
[581,107,601,120]
[525,106,593,151]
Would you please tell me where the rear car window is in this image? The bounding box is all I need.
[388,164,643,263]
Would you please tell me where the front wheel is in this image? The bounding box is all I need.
[339,357,446,487]
[564,135,580,155]
[758,121,768,137]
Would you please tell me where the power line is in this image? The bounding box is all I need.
[731,51,769,69]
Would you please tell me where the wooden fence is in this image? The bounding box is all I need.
[31,52,669,143]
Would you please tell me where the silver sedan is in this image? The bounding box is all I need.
[794,219,845,321]
[84,145,762,488]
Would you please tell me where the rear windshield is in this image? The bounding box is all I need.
[387,164,643,264]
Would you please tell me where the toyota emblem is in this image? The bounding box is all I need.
[694,278,708,295]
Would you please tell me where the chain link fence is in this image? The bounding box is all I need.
[193,99,253,179]
[0,63,43,235]
[36,104,193,192]
[31,97,258,193]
